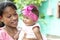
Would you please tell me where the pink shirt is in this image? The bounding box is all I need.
[0,28,14,40]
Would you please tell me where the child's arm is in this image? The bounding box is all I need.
[33,26,43,40]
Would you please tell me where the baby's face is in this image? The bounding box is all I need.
[23,15,35,26]
[2,6,18,27]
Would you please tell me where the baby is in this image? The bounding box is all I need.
[18,4,43,40]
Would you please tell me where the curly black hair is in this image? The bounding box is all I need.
[0,1,17,16]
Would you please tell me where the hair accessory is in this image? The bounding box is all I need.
[22,5,38,21]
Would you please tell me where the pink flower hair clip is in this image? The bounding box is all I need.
[22,4,38,22]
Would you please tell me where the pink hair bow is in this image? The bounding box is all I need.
[22,5,38,22]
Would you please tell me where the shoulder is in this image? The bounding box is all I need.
[33,23,40,28]
[33,26,40,31]
[32,23,40,30]
[32,23,41,33]
[33,26,40,32]
[0,28,6,38]
[0,28,6,35]
[0,28,5,33]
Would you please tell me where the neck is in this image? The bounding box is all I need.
[3,25,18,39]
[4,25,18,38]
[4,25,17,32]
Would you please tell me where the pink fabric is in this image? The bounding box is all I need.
[0,28,14,40]
[22,5,38,21]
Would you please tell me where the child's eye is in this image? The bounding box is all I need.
[23,15,29,19]
[26,17,29,19]
[24,16,28,19]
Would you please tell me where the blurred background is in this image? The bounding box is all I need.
[0,0,60,40]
